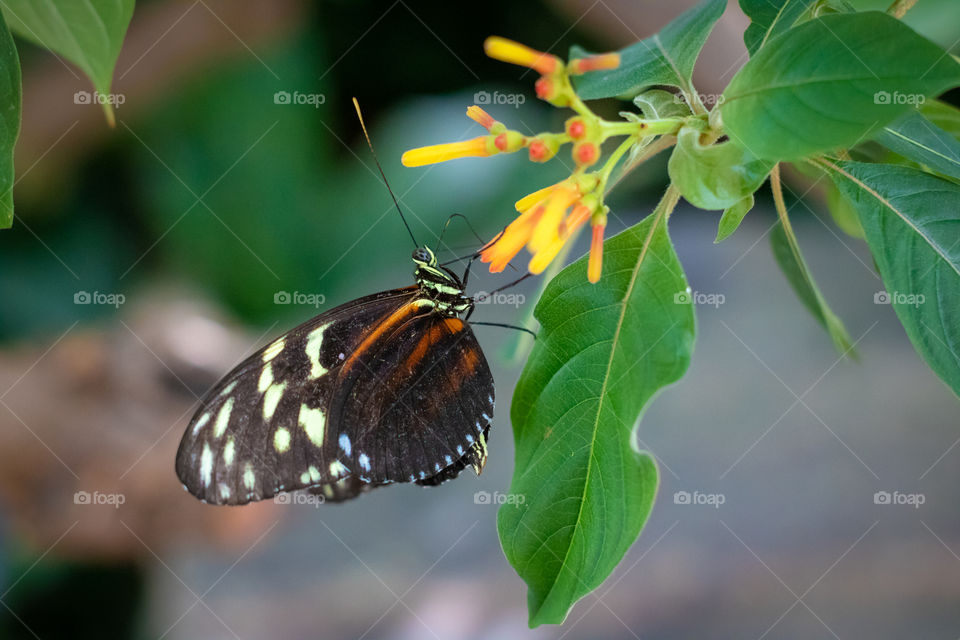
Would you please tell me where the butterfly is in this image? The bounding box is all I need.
[175,244,495,505]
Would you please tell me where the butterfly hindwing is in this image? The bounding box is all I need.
[334,312,494,486]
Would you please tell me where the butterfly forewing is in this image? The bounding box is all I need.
[175,286,494,505]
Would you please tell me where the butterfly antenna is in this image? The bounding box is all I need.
[352,97,418,248]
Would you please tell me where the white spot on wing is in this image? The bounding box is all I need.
[457,445,464,456]
[243,463,255,490]
[263,382,287,420]
[298,404,326,447]
[223,437,235,466]
[273,427,291,453]
[466,434,474,444]
[481,413,491,422]
[262,337,285,362]
[305,324,330,379]
[258,364,274,393]
[192,412,210,435]
[219,483,231,499]
[329,460,348,477]
[300,471,310,484]
[358,453,370,471]
[339,433,352,456]
[200,443,213,487]
[220,380,238,396]
[309,466,321,482]
[445,455,452,465]
[213,398,235,438]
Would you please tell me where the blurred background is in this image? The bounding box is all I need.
[0,0,958,638]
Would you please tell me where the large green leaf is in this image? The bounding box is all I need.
[740,0,815,56]
[499,187,695,626]
[828,161,960,397]
[570,0,725,102]
[770,221,855,353]
[1,0,134,125]
[873,110,960,181]
[668,126,774,210]
[0,12,19,229]
[721,12,960,161]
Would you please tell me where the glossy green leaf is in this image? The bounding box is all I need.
[1,0,134,125]
[500,188,694,626]
[721,12,960,161]
[570,0,725,101]
[740,0,815,56]
[771,220,855,354]
[668,126,774,210]
[873,111,960,181]
[828,161,960,396]
[715,193,754,242]
[0,12,19,229]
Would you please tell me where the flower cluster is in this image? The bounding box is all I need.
[401,37,682,282]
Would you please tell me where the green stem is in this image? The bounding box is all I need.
[597,135,638,188]
[600,118,683,138]
[606,134,677,194]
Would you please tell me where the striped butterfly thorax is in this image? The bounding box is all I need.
[175,246,494,505]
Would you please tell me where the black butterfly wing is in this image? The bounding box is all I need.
[175,288,495,505]
[332,313,494,487]
[175,288,416,505]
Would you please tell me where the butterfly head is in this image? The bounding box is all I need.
[411,246,437,268]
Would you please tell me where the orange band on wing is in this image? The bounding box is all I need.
[341,299,435,375]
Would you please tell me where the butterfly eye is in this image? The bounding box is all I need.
[412,248,431,264]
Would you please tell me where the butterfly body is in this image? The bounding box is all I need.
[176,247,494,505]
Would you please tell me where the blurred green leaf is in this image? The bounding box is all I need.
[920,100,960,140]
[873,110,960,181]
[0,11,20,228]
[770,213,855,354]
[570,0,725,102]
[1,0,134,125]
[715,193,754,242]
[740,0,815,56]
[499,187,694,626]
[824,181,865,237]
[721,12,960,161]
[828,160,960,397]
[668,126,773,209]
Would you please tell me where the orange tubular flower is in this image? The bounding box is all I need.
[466,105,500,132]
[568,53,620,75]
[588,223,606,283]
[483,36,560,75]
[481,182,600,276]
[401,137,492,167]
